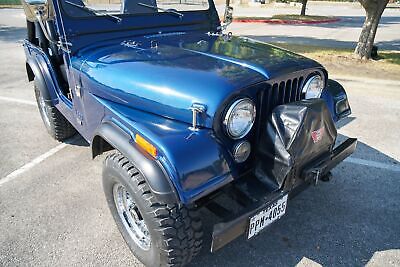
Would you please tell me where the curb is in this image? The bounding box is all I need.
[233,18,340,25]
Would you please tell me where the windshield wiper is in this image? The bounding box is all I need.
[137,3,183,18]
[65,0,122,23]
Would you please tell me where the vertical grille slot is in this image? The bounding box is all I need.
[278,82,285,105]
[285,79,292,103]
[265,76,305,112]
[291,78,298,102]
[296,77,304,100]
[269,83,279,113]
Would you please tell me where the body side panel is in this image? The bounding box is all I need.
[23,41,93,141]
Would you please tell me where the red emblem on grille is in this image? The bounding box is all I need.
[311,127,325,143]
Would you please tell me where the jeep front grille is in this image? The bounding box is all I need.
[264,77,305,114]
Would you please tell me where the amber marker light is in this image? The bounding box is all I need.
[135,134,158,158]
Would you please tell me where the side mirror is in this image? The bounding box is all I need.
[21,0,53,22]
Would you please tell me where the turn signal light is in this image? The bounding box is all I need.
[135,134,157,158]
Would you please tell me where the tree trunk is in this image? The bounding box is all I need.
[300,0,307,16]
[355,0,389,59]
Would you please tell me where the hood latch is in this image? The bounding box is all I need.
[189,103,207,131]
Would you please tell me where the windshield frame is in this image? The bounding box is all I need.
[52,0,221,53]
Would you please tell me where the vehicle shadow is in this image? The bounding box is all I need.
[64,134,90,147]
[307,15,400,29]
[190,135,400,266]
[335,116,356,130]
[0,25,26,43]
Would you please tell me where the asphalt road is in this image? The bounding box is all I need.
[1,7,400,267]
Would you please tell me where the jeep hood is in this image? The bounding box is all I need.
[78,33,321,128]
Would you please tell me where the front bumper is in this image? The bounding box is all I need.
[210,137,357,252]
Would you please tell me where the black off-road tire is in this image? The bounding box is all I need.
[102,152,203,267]
[34,79,76,141]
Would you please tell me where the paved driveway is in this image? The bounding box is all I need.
[0,8,399,267]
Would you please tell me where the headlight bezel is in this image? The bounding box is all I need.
[302,74,325,99]
[223,98,256,139]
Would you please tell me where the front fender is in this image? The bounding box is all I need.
[94,98,234,204]
[321,79,352,122]
[23,41,60,104]
[92,121,180,204]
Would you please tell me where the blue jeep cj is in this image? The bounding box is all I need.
[21,0,357,265]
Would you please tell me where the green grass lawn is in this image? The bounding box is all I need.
[271,43,400,66]
[0,0,20,5]
[270,14,335,21]
[270,42,400,80]
[271,43,351,54]
[379,52,400,65]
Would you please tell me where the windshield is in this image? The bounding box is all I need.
[62,0,210,17]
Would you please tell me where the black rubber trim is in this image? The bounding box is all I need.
[302,138,357,182]
[326,79,352,119]
[93,122,179,204]
[326,79,346,96]
[26,56,53,105]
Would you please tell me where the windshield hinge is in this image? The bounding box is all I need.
[57,40,72,53]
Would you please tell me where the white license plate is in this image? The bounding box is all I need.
[248,194,288,239]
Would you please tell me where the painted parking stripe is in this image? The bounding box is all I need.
[344,157,400,172]
[0,96,36,106]
[0,143,67,187]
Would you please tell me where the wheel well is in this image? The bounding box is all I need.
[92,124,179,203]
[92,135,115,159]
[26,63,35,82]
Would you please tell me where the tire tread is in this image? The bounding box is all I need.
[34,81,76,141]
[105,152,203,267]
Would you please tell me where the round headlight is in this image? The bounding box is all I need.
[233,141,251,163]
[224,98,256,139]
[302,75,324,99]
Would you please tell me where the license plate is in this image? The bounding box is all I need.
[248,194,288,239]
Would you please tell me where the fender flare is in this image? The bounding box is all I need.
[322,79,351,122]
[26,58,55,104]
[24,41,61,104]
[92,122,180,204]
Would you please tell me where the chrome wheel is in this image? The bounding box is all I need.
[113,183,151,250]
